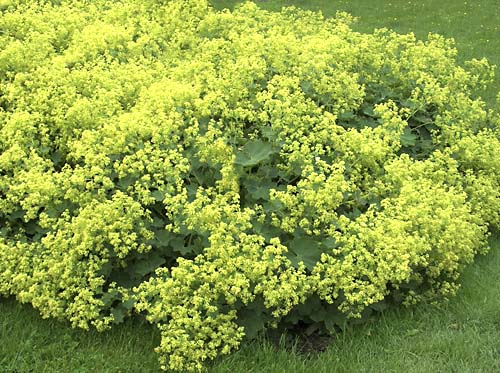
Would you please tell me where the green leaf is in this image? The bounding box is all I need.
[109,269,141,288]
[324,310,347,333]
[296,295,327,322]
[261,126,277,141]
[155,230,172,246]
[400,127,417,147]
[50,150,63,164]
[300,80,314,95]
[127,252,166,277]
[243,177,274,201]
[235,140,275,167]
[361,104,376,118]
[100,287,120,307]
[412,112,432,124]
[121,298,135,311]
[322,237,338,250]
[151,217,165,228]
[238,307,265,339]
[425,123,440,132]
[354,116,379,129]
[170,237,197,256]
[253,220,282,241]
[399,99,420,111]
[25,221,42,235]
[118,175,135,189]
[338,111,355,121]
[111,306,126,324]
[151,190,165,201]
[96,260,113,278]
[237,299,269,339]
[287,237,322,270]
[8,210,24,221]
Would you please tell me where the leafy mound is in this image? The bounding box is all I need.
[1,0,499,371]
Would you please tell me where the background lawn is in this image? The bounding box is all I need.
[1,1,499,372]
[212,0,500,105]
[2,235,499,372]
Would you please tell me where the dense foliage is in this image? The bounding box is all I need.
[1,0,499,370]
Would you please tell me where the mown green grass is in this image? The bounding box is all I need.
[0,300,161,372]
[2,1,500,371]
[2,235,499,372]
[213,0,500,105]
[211,234,500,373]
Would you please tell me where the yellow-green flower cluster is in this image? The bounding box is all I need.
[1,0,499,371]
[136,203,312,371]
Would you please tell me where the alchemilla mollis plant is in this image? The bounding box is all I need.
[1,0,499,371]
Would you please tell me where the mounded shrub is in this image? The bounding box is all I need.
[1,0,499,370]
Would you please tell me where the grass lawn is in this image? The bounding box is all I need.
[1,1,500,372]
[212,0,500,105]
[2,235,499,372]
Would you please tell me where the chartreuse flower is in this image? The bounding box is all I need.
[0,0,498,371]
